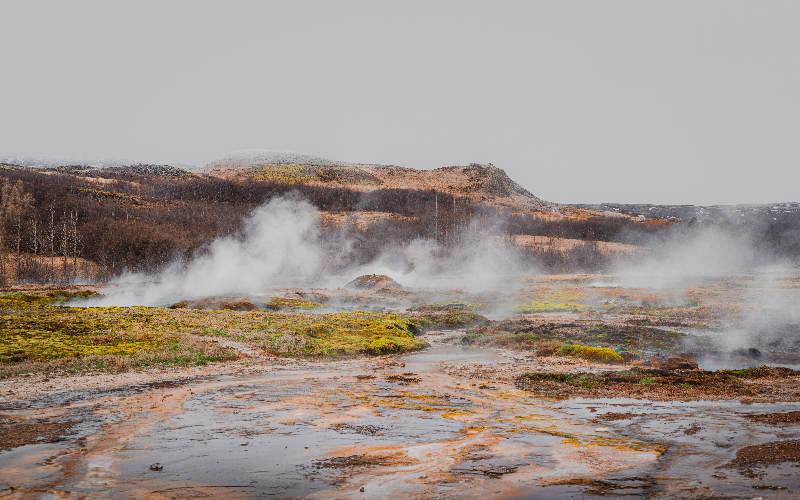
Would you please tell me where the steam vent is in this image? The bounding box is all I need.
[345,274,403,290]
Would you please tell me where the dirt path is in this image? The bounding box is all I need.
[2,336,800,499]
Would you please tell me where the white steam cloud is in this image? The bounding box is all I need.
[86,195,538,307]
[89,195,322,307]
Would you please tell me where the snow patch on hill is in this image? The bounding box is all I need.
[207,149,341,168]
[0,154,198,170]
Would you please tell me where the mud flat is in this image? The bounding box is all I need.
[3,271,800,498]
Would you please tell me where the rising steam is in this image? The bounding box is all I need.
[89,195,322,307]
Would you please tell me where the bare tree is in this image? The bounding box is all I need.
[61,211,68,284]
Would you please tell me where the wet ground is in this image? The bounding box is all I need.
[3,333,800,499]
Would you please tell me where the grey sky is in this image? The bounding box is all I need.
[2,1,798,205]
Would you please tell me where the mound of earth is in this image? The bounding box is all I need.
[169,298,259,311]
[346,274,403,290]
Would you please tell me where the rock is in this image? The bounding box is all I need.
[733,347,762,359]
[650,357,698,371]
[345,274,402,290]
[149,463,163,471]
[360,486,365,492]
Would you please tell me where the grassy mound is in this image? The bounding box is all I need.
[558,344,624,364]
[511,300,594,314]
[462,319,686,358]
[265,297,326,311]
[0,292,428,376]
[408,302,483,313]
[412,311,488,330]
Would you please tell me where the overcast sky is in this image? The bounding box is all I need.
[2,1,798,205]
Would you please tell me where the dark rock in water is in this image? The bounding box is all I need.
[650,357,698,371]
[346,274,402,290]
[733,347,762,359]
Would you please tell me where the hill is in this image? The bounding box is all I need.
[200,149,634,219]
[0,151,674,286]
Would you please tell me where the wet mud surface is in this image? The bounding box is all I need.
[3,336,800,499]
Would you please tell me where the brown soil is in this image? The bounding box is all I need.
[0,415,77,451]
[385,373,421,383]
[724,439,800,474]
[346,274,402,290]
[745,411,800,425]
[650,357,698,370]
[515,366,800,402]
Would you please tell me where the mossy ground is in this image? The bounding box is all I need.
[0,291,428,378]
[463,319,686,360]
[557,344,624,364]
[511,301,594,314]
[265,297,327,311]
[408,302,484,313]
[517,366,800,400]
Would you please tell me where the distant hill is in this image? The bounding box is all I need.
[0,149,677,285]
[201,150,639,219]
[0,154,198,171]
[575,202,800,224]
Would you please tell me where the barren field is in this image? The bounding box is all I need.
[2,270,800,499]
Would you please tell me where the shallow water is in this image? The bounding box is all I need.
[2,344,800,499]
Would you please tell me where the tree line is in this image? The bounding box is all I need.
[7,166,758,285]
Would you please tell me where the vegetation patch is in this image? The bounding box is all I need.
[253,165,382,186]
[265,297,327,311]
[719,366,799,379]
[554,344,624,364]
[462,319,686,360]
[7,290,100,305]
[511,301,593,314]
[408,302,483,313]
[412,311,488,330]
[516,365,800,401]
[0,293,428,376]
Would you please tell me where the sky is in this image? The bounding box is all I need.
[2,1,798,205]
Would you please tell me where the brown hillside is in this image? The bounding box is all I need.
[200,159,644,222]
[0,156,675,284]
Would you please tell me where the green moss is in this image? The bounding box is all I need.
[265,297,326,311]
[0,291,428,377]
[6,290,100,305]
[408,302,483,313]
[511,301,593,314]
[560,345,624,364]
[411,311,487,330]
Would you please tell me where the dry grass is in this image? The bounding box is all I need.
[510,235,642,255]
